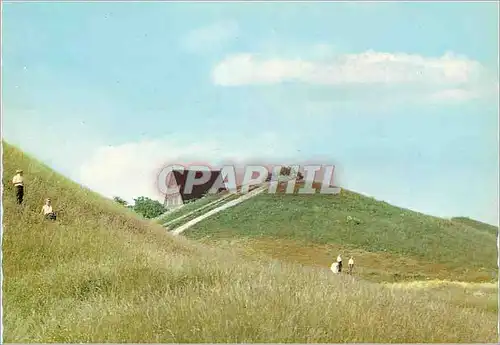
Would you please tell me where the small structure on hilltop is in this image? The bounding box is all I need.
[163,169,227,209]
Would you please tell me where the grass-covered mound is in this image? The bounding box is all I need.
[184,186,497,282]
[2,141,497,342]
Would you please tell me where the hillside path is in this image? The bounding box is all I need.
[162,192,235,227]
[170,183,272,236]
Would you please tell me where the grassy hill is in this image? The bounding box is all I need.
[183,186,498,283]
[2,141,498,342]
[451,216,498,236]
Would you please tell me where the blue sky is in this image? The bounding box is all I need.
[2,1,499,224]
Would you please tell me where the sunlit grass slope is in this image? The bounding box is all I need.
[2,141,498,342]
[451,216,498,236]
[185,187,498,283]
[383,280,498,314]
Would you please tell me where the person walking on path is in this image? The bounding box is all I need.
[12,169,24,204]
[337,254,343,273]
[348,257,354,274]
[41,198,57,221]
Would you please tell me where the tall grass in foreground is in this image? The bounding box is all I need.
[2,141,498,342]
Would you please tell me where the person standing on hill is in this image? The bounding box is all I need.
[337,254,343,273]
[348,257,354,274]
[12,169,24,204]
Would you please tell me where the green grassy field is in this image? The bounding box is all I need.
[184,190,498,283]
[2,141,498,342]
[451,216,499,236]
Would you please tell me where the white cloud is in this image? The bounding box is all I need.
[427,82,499,103]
[182,21,239,53]
[212,50,496,102]
[3,108,105,181]
[78,133,299,205]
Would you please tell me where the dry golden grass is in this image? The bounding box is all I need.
[2,141,498,342]
[384,280,498,314]
[202,237,496,283]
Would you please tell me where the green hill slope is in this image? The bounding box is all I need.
[184,189,498,283]
[451,216,498,235]
[2,141,498,342]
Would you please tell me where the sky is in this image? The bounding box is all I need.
[2,1,499,225]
